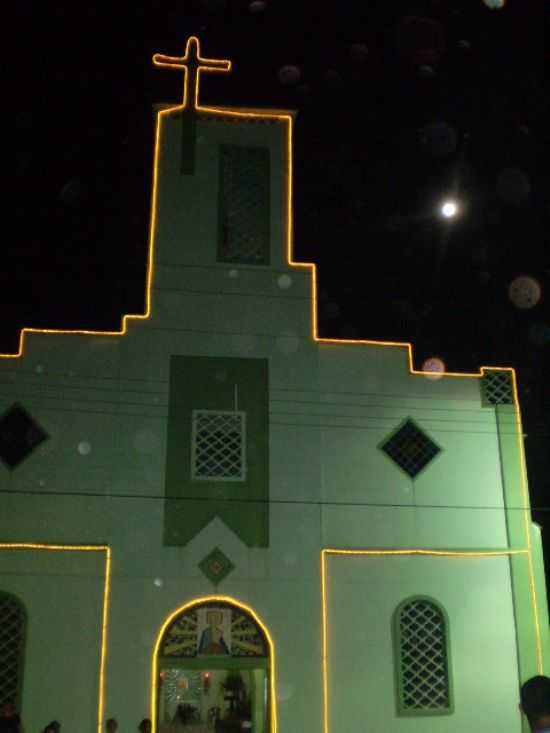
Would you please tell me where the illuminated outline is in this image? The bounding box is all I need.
[152,36,231,110]
[0,35,544,727]
[151,595,277,733]
[0,543,111,733]
[320,547,540,733]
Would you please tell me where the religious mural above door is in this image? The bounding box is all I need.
[160,604,267,658]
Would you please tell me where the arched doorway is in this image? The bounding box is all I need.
[153,597,276,733]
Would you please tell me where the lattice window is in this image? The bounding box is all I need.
[394,598,451,715]
[380,419,440,479]
[218,145,270,265]
[0,403,49,470]
[0,593,26,709]
[191,410,246,481]
[482,370,514,405]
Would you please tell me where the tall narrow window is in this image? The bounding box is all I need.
[393,597,452,716]
[0,593,26,709]
[218,145,270,265]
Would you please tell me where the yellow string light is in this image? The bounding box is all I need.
[0,544,111,733]
[150,595,277,733]
[152,36,231,110]
[0,35,508,378]
[510,369,544,672]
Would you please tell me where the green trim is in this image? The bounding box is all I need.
[531,524,550,673]
[164,356,269,547]
[495,403,550,730]
[391,595,454,717]
[158,657,268,671]
[198,547,235,585]
[0,591,26,713]
[495,405,550,680]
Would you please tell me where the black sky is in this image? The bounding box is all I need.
[5,0,550,589]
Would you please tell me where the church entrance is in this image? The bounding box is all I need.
[155,599,272,733]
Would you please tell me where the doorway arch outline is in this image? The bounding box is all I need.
[151,595,277,733]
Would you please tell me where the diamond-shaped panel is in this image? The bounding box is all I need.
[0,403,49,470]
[399,600,449,710]
[380,419,440,479]
[0,595,25,708]
[192,410,245,481]
[218,145,270,265]
[199,548,235,585]
[482,370,514,405]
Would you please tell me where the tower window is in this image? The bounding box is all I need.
[218,145,270,265]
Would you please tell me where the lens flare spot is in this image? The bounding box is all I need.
[508,275,541,310]
[277,274,292,289]
[422,357,446,380]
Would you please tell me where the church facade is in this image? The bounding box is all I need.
[0,37,548,733]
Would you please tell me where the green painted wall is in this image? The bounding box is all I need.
[164,355,269,547]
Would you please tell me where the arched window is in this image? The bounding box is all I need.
[392,596,452,716]
[0,593,26,709]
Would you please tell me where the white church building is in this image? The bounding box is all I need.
[0,37,548,733]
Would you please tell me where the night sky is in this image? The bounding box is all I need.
[6,1,550,590]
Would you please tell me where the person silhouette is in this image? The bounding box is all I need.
[520,676,550,732]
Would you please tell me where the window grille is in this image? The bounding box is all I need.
[0,594,25,708]
[394,598,451,715]
[191,410,246,481]
[482,370,513,405]
[0,402,49,470]
[380,419,440,479]
[218,145,270,265]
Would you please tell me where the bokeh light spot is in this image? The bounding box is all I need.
[508,276,541,310]
[422,357,446,380]
[248,0,266,13]
[395,16,447,67]
[278,65,301,86]
[349,42,369,62]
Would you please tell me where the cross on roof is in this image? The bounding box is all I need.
[153,36,232,110]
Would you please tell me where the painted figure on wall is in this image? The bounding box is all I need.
[198,610,230,655]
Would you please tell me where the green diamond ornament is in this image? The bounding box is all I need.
[199,547,235,585]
